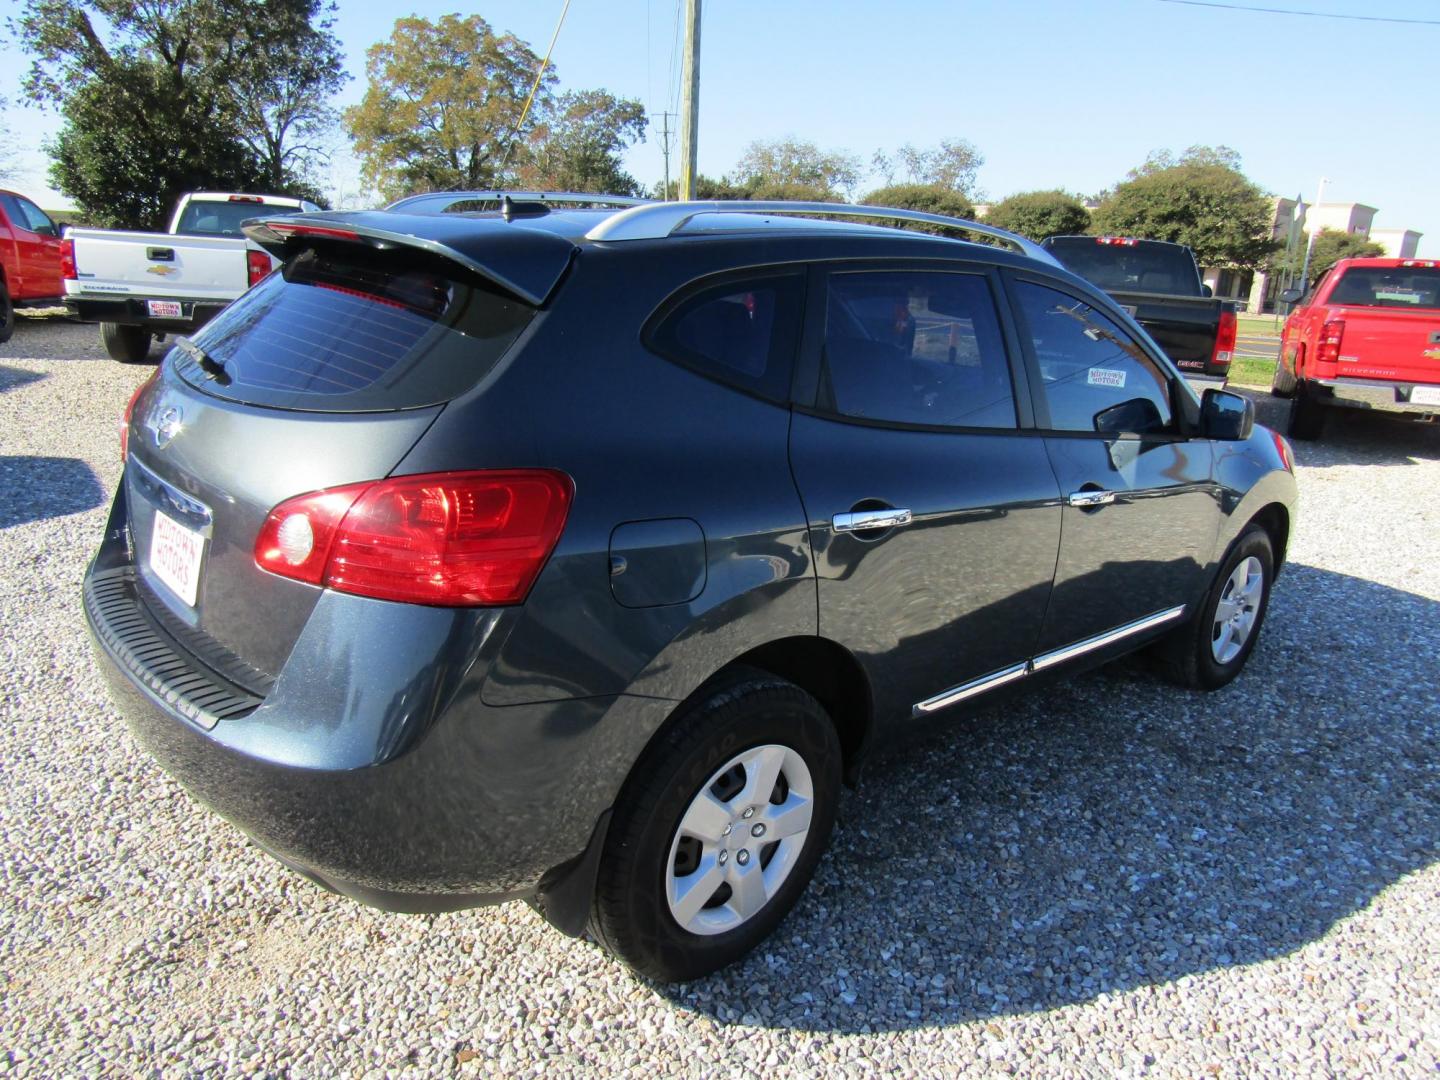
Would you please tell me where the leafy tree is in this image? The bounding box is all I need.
[651,174,749,200]
[1090,162,1277,270]
[890,138,984,195]
[860,184,976,234]
[982,189,1090,242]
[0,97,19,183]
[732,138,862,199]
[516,89,646,195]
[1128,144,1242,180]
[344,14,553,202]
[1305,228,1386,285]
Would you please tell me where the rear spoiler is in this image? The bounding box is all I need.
[242,210,577,306]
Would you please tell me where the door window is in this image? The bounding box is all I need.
[13,197,57,236]
[821,270,1016,428]
[1014,281,1174,435]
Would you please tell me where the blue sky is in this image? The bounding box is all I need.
[2,0,1435,252]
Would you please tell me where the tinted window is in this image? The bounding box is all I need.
[1326,267,1440,309]
[13,197,55,235]
[649,274,803,402]
[1043,238,1202,297]
[174,200,302,237]
[1015,281,1174,435]
[821,270,1015,429]
[178,245,535,412]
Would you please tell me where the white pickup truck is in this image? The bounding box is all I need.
[62,191,320,362]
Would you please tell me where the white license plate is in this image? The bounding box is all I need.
[149,510,205,607]
[146,300,184,319]
[1411,385,1440,406]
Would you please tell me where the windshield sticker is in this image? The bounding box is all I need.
[1374,289,1422,304]
[1088,368,1127,388]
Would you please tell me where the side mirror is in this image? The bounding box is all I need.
[1200,387,1254,441]
[1201,284,1214,298]
[1278,287,1303,305]
[1094,396,1165,435]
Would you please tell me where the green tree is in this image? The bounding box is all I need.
[887,138,984,196]
[731,138,862,199]
[344,14,552,201]
[1128,143,1242,180]
[982,189,1090,242]
[651,174,749,200]
[1305,228,1386,285]
[0,97,19,184]
[516,89,647,195]
[860,184,976,233]
[1090,162,1277,271]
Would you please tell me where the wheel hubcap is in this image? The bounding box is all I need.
[665,743,815,936]
[1211,555,1264,664]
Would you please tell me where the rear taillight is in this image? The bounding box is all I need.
[255,470,573,607]
[1316,318,1346,367]
[1096,236,1138,246]
[246,249,272,289]
[60,238,76,280]
[1211,308,1237,369]
[119,370,159,462]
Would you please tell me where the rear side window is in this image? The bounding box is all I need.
[646,273,804,402]
[1326,267,1440,308]
[178,245,535,412]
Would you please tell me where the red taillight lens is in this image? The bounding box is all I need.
[246,249,272,289]
[1211,308,1237,369]
[60,238,76,280]
[1096,236,1138,246]
[255,470,573,607]
[119,370,159,462]
[1316,318,1345,367]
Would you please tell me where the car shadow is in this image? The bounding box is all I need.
[655,563,1439,1032]
[0,456,108,528]
[0,365,49,394]
[1236,386,1440,467]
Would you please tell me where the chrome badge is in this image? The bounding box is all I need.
[148,405,184,449]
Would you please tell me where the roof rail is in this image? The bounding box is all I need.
[584,200,1061,266]
[385,191,652,215]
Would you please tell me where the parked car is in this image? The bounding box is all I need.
[83,195,1298,981]
[62,191,320,362]
[0,189,66,344]
[1041,236,1239,382]
[1273,257,1440,439]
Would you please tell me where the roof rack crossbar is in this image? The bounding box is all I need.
[583,200,1061,266]
[385,191,652,215]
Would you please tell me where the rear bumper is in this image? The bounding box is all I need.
[82,483,674,916]
[1313,377,1440,416]
[64,293,230,333]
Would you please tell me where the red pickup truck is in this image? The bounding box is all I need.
[0,189,66,344]
[1273,257,1440,439]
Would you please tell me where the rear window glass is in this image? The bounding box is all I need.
[176,245,535,411]
[1327,267,1440,308]
[1043,238,1202,297]
[174,200,301,237]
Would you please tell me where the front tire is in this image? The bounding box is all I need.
[0,279,14,344]
[590,672,841,982]
[101,322,153,364]
[1152,525,1275,691]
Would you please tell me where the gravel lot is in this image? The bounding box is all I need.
[3,312,1438,1077]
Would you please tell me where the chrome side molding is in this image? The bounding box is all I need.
[911,605,1187,717]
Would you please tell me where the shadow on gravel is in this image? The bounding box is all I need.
[1239,387,1440,467]
[0,365,49,394]
[663,563,1439,1032]
[0,456,107,528]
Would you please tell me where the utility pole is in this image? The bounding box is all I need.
[1298,177,1328,291]
[678,0,701,201]
[653,112,675,200]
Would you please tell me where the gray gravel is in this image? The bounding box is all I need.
[3,313,1439,1077]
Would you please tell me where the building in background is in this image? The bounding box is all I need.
[1370,228,1422,259]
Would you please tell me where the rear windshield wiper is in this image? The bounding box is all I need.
[174,335,231,386]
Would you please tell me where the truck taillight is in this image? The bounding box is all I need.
[246,250,272,289]
[1316,318,1346,366]
[60,238,76,280]
[119,370,159,462]
[1211,308,1237,369]
[255,470,573,607]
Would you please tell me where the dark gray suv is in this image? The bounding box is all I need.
[84,194,1298,981]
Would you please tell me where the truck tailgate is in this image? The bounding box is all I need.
[1332,306,1440,384]
[67,228,259,301]
[1109,290,1226,373]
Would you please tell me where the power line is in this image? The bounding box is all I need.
[1156,0,1440,25]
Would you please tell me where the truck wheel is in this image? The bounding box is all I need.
[101,323,153,364]
[1287,383,1325,441]
[0,280,14,345]
[589,670,841,982]
[1151,525,1274,691]
[1270,354,1297,398]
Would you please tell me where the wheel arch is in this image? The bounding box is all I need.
[1249,502,1291,573]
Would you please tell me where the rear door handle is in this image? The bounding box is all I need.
[1068,490,1115,508]
[833,508,913,533]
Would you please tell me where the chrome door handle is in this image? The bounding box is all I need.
[1068,490,1115,508]
[833,508,913,533]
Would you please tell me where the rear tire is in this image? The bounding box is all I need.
[1270,353,1297,398]
[590,671,841,982]
[101,322,153,364]
[1287,382,1325,441]
[0,280,14,345]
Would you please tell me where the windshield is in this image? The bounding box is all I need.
[174,200,302,237]
[1043,238,1203,297]
[1327,267,1440,309]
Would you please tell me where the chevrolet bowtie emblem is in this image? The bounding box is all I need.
[147,265,177,276]
[1423,348,1440,361]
